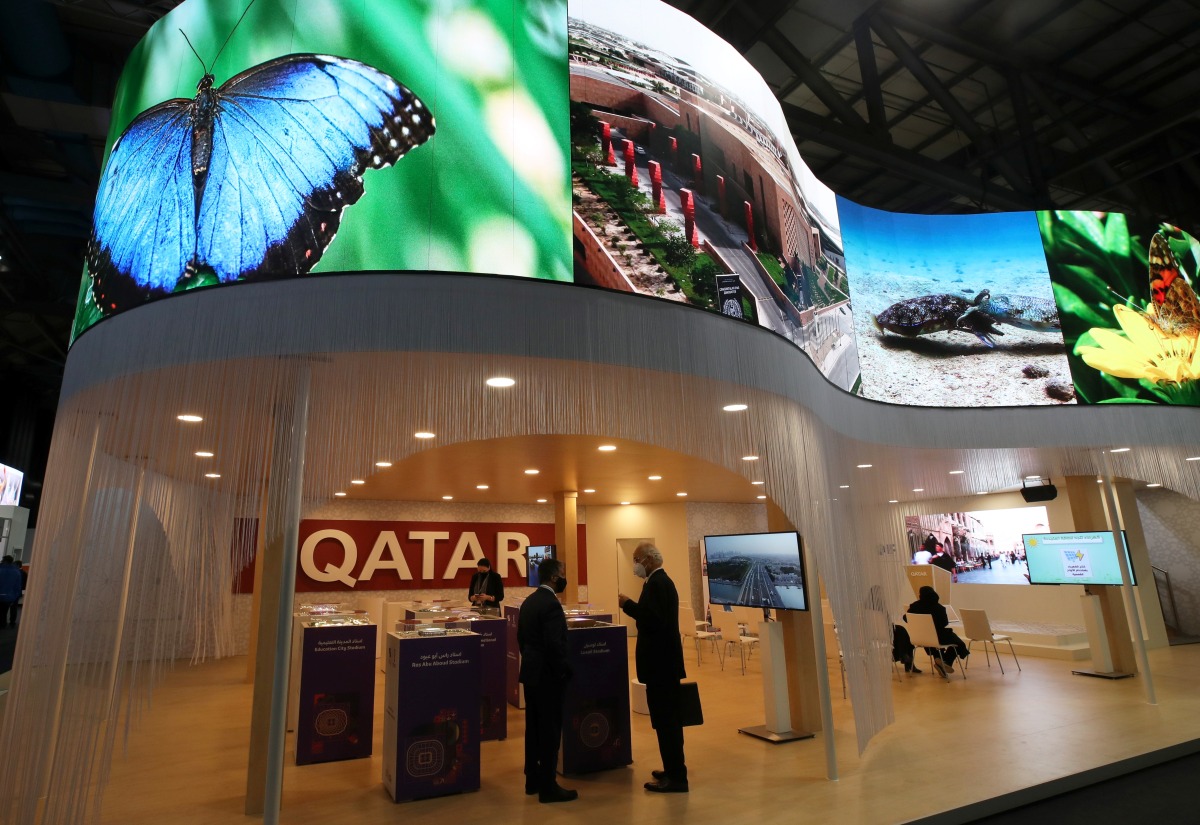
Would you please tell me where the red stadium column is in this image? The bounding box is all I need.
[716,175,727,219]
[668,136,678,169]
[623,140,638,187]
[744,201,757,252]
[649,161,665,214]
[692,153,703,195]
[600,121,615,166]
[681,188,698,247]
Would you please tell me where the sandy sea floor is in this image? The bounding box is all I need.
[849,264,1075,406]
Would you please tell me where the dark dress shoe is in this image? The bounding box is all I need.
[525,784,539,796]
[651,769,667,781]
[539,785,578,803]
[645,779,689,793]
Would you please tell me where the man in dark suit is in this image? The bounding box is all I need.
[618,543,688,793]
[467,557,504,612]
[517,558,577,803]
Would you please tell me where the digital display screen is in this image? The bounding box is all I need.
[526,544,556,587]
[905,506,1048,585]
[704,531,806,611]
[1023,531,1136,586]
[0,463,23,507]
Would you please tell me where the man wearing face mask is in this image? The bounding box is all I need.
[618,543,688,793]
[517,558,578,803]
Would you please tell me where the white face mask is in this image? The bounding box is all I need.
[633,561,648,579]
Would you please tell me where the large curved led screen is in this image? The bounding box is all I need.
[73,0,1200,409]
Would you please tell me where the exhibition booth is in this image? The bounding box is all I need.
[1,0,1198,823]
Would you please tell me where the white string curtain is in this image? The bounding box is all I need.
[1,273,1197,821]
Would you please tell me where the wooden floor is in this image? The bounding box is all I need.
[95,642,1200,825]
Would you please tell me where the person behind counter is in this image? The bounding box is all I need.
[518,558,577,804]
[467,557,504,612]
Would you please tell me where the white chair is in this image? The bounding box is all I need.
[960,609,1021,674]
[905,612,965,680]
[822,621,846,698]
[944,604,962,624]
[684,606,722,666]
[711,609,757,674]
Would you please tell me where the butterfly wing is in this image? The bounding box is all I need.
[1148,233,1200,338]
[87,99,198,312]
[196,55,435,282]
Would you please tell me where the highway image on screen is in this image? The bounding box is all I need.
[705,533,805,609]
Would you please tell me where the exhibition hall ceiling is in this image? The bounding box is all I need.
[2,0,1199,501]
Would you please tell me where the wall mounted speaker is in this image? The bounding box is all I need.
[1021,481,1058,502]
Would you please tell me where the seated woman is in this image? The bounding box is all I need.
[904,586,969,676]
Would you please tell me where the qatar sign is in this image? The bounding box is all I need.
[292,520,588,592]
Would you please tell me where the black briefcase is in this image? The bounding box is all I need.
[679,681,703,727]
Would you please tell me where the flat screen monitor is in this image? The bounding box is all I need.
[0,463,22,507]
[1022,531,1137,586]
[704,531,807,610]
[526,545,556,587]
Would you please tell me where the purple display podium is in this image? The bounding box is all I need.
[383,629,482,802]
[449,614,509,741]
[294,620,377,765]
[559,621,632,775]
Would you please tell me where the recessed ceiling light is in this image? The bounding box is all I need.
[177,414,203,423]
[536,498,548,503]
[195,451,214,458]
[414,431,436,439]
[912,488,924,492]
[648,475,662,481]
[1146,483,1162,488]
[351,479,366,485]
[742,455,759,461]
[1025,474,1040,479]
[1110,447,1131,453]
[486,376,515,387]
[756,495,767,500]
[442,495,453,500]
[949,470,964,475]
[334,492,347,497]
[976,491,987,495]
[476,484,489,490]
[751,480,764,485]
[1096,478,1103,483]
[1187,456,1200,461]
[598,444,617,452]
[583,488,596,493]
[524,469,539,475]
[888,499,899,503]
[676,492,687,497]
[204,473,221,479]
[857,464,873,469]
[838,485,849,489]
[376,461,393,467]
[723,403,748,412]
[621,501,630,506]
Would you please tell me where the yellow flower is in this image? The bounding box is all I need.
[1078,304,1200,384]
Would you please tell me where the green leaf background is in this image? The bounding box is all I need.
[1039,210,1200,405]
[73,0,570,341]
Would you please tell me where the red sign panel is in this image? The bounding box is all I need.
[234,519,588,593]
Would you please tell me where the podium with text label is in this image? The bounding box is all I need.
[559,620,631,775]
[383,629,481,802]
[294,619,377,765]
